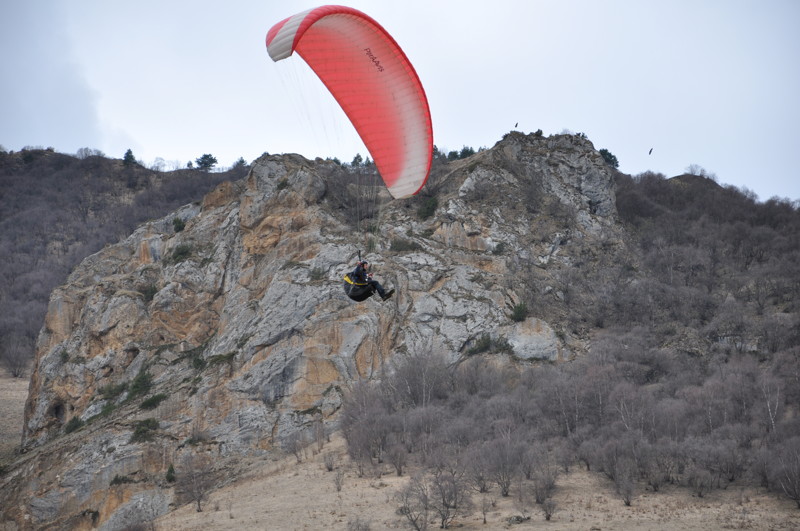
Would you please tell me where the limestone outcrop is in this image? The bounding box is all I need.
[2,132,626,529]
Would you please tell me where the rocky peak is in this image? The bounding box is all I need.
[4,132,624,529]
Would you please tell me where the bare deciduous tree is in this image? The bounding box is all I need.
[334,469,345,493]
[485,438,520,497]
[429,466,472,529]
[385,351,451,409]
[479,495,493,524]
[177,453,215,512]
[530,448,559,504]
[512,477,532,521]
[542,498,557,521]
[640,441,668,492]
[386,442,407,477]
[465,445,492,493]
[771,437,800,508]
[396,475,430,531]
[323,452,336,472]
[686,464,713,498]
[614,457,637,506]
[314,413,325,452]
[1,333,31,377]
[285,431,307,463]
[759,372,783,434]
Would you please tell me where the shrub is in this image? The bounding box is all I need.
[65,416,84,434]
[127,370,152,400]
[130,418,159,443]
[172,217,186,232]
[468,334,493,355]
[467,334,513,355]
[511,302,528,322]
[390,238,422,252]
[140,284,158,302]
[493,336,513,353]
[192,355,207,371]
[194,154,217,171]
[100,382,128,400]
[140,393,167,410]
[111,474,136,485]
[236,334,252,349]
[87,402,118,423]
[170,244,192,263]
[166,464,176,483]
[543,499,556,521]
[599,148,619,168]
[208,351,236,366]
[347,517,371,531]
[310,267,326,281]
[417,196,438,220]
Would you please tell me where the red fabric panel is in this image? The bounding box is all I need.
[270,6,432,197]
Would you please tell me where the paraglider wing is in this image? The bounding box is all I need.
[266,5,433,199]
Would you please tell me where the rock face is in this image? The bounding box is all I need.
[2,132,625,529]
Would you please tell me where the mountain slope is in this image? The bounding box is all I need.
[0,132,621,528]
[3,131,799,529]
[0,148,247,368]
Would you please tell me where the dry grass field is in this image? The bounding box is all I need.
[1,374,798,530]
[0,372,27,462]
[156,434,800,531]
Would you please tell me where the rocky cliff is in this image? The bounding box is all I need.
[1,132,626,530]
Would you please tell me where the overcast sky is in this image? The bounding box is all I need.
[2,1,798,201]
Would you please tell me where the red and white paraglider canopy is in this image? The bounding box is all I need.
[266,5,433,199]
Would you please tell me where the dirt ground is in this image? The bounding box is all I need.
[0,373,27,462]
[156,435,800,531]
[1,375,798,530]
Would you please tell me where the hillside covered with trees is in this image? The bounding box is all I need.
[0,148,249,376]
[1,135,799,526]
[340,169,800,525]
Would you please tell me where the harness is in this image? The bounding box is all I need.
[343,273,369,287]
[343,272,374,302]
